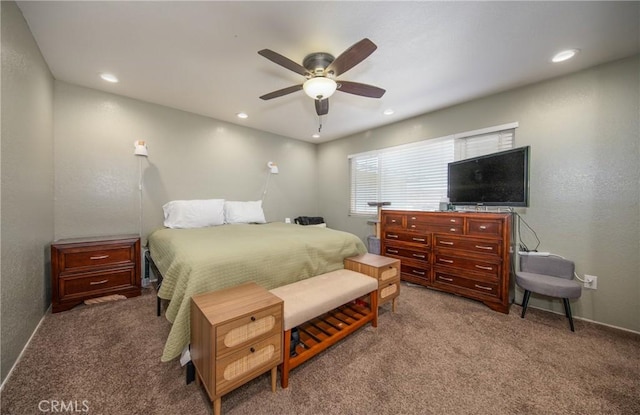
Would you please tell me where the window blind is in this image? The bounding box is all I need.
[349,124,517,215]
[455,129,514,160]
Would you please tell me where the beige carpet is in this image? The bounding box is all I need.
[1,284,638,415]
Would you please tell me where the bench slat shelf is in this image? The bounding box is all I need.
[283,298,377,382]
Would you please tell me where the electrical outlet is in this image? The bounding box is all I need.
[584,274,598,290]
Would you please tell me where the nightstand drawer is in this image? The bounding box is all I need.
[216,305,282,358]
[215,333,281,396]
[57,245,136,272]
[379,277,400,304]
[59,268,136,298]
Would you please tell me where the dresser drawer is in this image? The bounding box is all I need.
[434,254,500,279]
[59,268,136,299]
[407,214,463,226]
[384,245,429,263]
[215,333,281,396]
[384,231,430,246]
[466,218,503,237]
[433,270,499,298]
[434,235,502,256]
[384,214,404,228]
[56,245,136,273]
[409,223,463,234]
[401,263,429,282]
[216,305,282,358]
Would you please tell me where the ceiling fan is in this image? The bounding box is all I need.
[258,38,385,116]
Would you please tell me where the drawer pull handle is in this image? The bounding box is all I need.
[475,245,493,250]
[412,270,425,275]
[250,316,256,321]
[391,219,397,223]
[412,237,425,242]
[89,279,108,285]
[411,216,417,220]
[438,276,453,282]
[450,219,456,223]
[250,347,255,353]
[90,255,109,260]
[475,265,493,271]
[411,225,416,228]
[387,234,398,239]
[474,284,493,291]
[387,249,399,254]
[479,225,487,230]
[440,241,454,245]
[412,254,426,259]
[439,259,454,264]
[449,228,457,232]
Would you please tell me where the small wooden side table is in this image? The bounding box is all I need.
[50,235,141,313]
[344,253,401,312]
[190,282,283,415]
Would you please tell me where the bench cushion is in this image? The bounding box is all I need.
[269,269,378,331]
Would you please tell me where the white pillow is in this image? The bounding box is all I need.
[163,199,225,229]
[224,200,266,224]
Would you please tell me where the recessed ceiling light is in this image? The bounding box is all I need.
[383,108,395,116]
[312,133,320,139]
[236,112,248,119]
[552,49,580,63]
[100,73,118,83]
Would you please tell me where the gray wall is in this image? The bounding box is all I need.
[54,82,318,242]
[1,1,54,383]
[318,56,640,332]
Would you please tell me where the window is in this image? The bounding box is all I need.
[349,123,517,215]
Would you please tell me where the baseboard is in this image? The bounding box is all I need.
[525,304,640,335]
[0,304,51,391]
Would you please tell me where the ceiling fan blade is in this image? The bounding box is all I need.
[258,49,309,77]
[337,81,386,98]
[259,84,303,100]
[325,38,377,77]
[315,99,329,116]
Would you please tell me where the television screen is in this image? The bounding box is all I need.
[447,146,530,207]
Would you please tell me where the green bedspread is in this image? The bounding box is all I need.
[148,223,367,361]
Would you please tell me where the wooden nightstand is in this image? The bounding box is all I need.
[191,282,283,415]
[50,235,141,313]
[344,253,401,312]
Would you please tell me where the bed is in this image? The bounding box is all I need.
[148,222,367,362]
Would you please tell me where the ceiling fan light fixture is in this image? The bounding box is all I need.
[303,77,337,100]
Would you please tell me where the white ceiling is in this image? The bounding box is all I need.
[16,1,640,143]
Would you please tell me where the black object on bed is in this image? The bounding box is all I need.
[294,216,325,225]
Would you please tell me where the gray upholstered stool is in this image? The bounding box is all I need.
[516,255,582,331]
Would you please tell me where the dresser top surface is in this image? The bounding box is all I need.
[52,234,140,246]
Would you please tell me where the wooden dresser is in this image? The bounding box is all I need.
[191,282,283,415]
[51,235,141,313]
[380,210,512,313]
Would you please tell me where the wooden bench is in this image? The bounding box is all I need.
[269,269,378,389]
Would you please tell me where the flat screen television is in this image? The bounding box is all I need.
[447,146,530,207]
